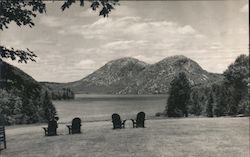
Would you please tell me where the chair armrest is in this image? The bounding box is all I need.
[66,125,72,134]
[42,127,48,136]
[122,120,126,128]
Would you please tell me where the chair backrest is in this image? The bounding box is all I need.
[71,117,81,134]
[48,120,57,136]
[111,113,122,129]
[136,112,145,127]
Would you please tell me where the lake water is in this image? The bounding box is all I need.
[53,94,167,123]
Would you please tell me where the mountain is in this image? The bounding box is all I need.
[57,55,223,94]
[0,59,56,125]
[65,57,149,94]
[118,55,223,94]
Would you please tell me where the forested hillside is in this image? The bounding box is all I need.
[0,59,56,125]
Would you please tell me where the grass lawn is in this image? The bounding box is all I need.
[0,117,249,157]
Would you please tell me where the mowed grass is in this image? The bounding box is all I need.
[1,117,249,157]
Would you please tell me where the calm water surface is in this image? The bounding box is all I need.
[53,94,167,123]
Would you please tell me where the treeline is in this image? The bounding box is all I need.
[164,54,249,117]
[50,88,75,100]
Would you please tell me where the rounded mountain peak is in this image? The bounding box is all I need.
[106,57,148,67]
[155,55,204,74]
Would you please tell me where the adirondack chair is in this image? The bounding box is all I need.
[67,117,81,134]
[131,112,145,128]
[111,113,126,129]
[43,119,58,136]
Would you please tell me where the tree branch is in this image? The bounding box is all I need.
[0,46,37,63]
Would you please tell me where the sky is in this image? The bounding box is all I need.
[0,0,249,83]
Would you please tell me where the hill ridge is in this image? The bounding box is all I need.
[51,55,223,94]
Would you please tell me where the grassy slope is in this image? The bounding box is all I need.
[2,117,249,157]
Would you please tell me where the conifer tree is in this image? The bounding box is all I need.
[166,72,191,117]
[206,93,214,117]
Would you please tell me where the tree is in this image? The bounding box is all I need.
[223,54,249,115]
[206,93,213,117]
[0,89,22,124]
[42,91,56,121]
[223,54,249,88]
[0,0,119,63]
[189,90,202,116]
[166,72,191,117]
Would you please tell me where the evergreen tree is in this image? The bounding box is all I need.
[189,91,202,116]
[166,72,191,117]
[223,54,249,115]
[206,93,213,117]
[42,91,56,121]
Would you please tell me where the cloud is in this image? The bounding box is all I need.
[0,38,24,49]
[39,16,65,27]
[31,38,54,45]
[240,4,248,13]
[75,8,99,17]
[55,16,211,69]
[178,25,196,34]
[209,42,224,50]
[75,59,96,68]
[109,5,136,17]
[103,40,147,50]
[58,16,203,50]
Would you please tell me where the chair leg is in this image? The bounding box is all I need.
[131,119,136,128]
